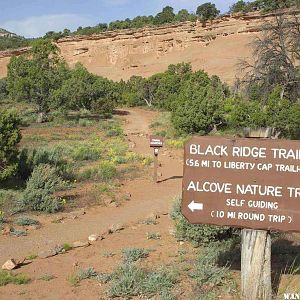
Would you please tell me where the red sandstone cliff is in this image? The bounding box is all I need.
[1,10,299,84]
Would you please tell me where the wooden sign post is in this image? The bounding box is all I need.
[241,128,272,300]
[149,136,164,183]
[241,229,271,299]
[153,148,159,183]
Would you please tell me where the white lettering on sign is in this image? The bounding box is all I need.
[225,199,279,210]
[275,164,300,173]
[151,140,163,145]
[189,144,228,156]
[232,146,267,158]
[272,148,300,160]
[226,199,246,207]
[287,187,300,198]
[224,161,256,170]
[225,211,292,224]
[236,184,283,197]
[248,200,279,210]
[268,215,287,223]
[187,181,232,194]
[237,212,266,221]
[257,163,273,171]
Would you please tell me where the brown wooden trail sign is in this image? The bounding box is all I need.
[150,136,164,148]
[182,136,300,232]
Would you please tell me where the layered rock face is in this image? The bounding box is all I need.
[0,10,299,84]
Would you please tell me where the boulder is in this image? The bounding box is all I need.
[72,241,90,248]
[2,259,18,270]
[88,234,98,242]
[109,223,125,233]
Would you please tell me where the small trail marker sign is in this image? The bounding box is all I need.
[150,136,164,182]
[150,136,164,148]
[182,136,300,232]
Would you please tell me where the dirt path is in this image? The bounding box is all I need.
[0,108,183,263]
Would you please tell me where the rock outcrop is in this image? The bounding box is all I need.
[0,9,299,84]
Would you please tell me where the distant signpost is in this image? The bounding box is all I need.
[182,136,300,232]
[150,136,164,148]
[150,136,164,183]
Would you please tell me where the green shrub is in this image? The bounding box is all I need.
[196,2,220,21]
[19,164,65,213]
[18,146,73,180]
[111,155,127,164]
[103,251,115,258]
[0,270,30,286]
[14,217,40,226]
[142,157,153,166]
[0,78,8,100]
[78,118,95,127]
[63,243,72,252]
[26,254,38,260]
[170,198,231,245]
[99,121,123,137]
[7,40,66,116]
[225,90,300,139]
[141,218,157,225]
[78,267,98,280]
[0,190,17,208]
[68,267,100,286]
[107,139,128,159]
[188,241,235,298]
[108,264,146,298]
[190,243,230,285]
[71,145,101,161]
[67,273,80,287]
[146,232,161,240]
[141,268,177,298]
[0,110,21,181]
[122,248,149,263]
[39,274,55,281]
[52,63,118,114]
[78,161,117,182]
[108,264,177,299]
[171,72,227,135]
[0,210,6,229]
[10,228,27,237]
[98,161,117,181]
[77,168,96,181]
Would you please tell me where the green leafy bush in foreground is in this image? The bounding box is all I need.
[67,262,177,298]
[0,110,21,181]
[122,248,149,263]
[188,241,236,299]
[78,161,118,182]
[19,164,66,213]
[108,264,177,299]
[170,197,231,245]
[18,146,73,181]
[0,270,30,286]
[14,216,40,226]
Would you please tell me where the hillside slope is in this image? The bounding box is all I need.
[0,28,17,38]
[0,9,299,84]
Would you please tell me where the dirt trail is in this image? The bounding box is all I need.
[0,108,183,263]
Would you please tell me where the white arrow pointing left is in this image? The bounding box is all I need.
[188,201,203,212]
